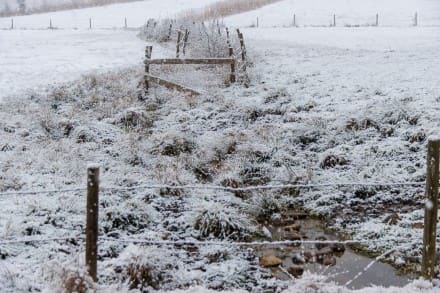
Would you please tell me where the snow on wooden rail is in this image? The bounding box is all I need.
[145,74,201,96]
[144,58,235,65]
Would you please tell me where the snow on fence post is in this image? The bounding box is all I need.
[182,29,189,56]
[257,17,259,28]
[422,137,440,279]
[237,29,249,87]
[167,22,173,41]
[176,31,182,58]
[229,47,236,83]
[144,46,153,92]
[414,12,418,26]
[86,165,100,282]
[89,17,92,29]
[225,27,231,47]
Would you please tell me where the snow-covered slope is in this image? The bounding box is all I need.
[225,0,440,27]
[0,0,219,29]
[0,0,218,100]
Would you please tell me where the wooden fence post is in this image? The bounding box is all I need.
[422,138,440,279]
[237,29,249,87]
[414,12,418,26]
[229,47,236,83]
[182,29,189,56]
[176,31,182,58]
[145,46,153,92]
[86,165,100,282]
[375,13,379,26]
[167,22,173,40]
[225,27,231,47]
[11,18,14,30]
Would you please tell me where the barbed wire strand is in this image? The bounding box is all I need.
[0,181,425,197]
[98,237,417,247]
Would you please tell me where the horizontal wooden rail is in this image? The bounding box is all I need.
[145,74,201,96]
[144,58,235,65]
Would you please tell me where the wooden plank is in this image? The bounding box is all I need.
[144,58,235,65]
[145,74,201,96]
[422,138,440,279]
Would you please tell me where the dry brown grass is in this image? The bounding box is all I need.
[180,0,284,22]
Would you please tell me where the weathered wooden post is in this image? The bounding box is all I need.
[124,17,127,29]
[422,138,440,279]
[375,13,379,26]
[229,47,236,83]
[144,46,152,92]
[237,29,249,86]
[176,31,182,58]
[293,14,296,27]
[167,22,173,40]
[225,27,231,46]
[49,18,52,29]
[86,165,100,282]
[414,12,418,26]
[11,18,14,30]
[182,29,189,56]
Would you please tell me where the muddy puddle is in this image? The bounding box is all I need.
[257,212,414,289]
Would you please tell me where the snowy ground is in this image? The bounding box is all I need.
[1,0,440,291]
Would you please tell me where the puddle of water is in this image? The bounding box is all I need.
[258,217,413,289]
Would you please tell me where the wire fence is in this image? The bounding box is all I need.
[0,181,426,197]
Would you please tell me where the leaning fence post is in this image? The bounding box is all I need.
[422,138,440,279]
[124,17,127,29]
[11,18,14,29]
[89,17,92,29]
[375,13,379,26]
[333,14,336,27]
[86,165,100,282]
[49,18,52,29]
[229,47,236,83]
[144,46,153,92]
[176,31,182,58]
[293,14,296,27]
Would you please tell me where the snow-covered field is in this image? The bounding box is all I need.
[226,0,440,27]
[1,0,440,291]
[0,0,219,29]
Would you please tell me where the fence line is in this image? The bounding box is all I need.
[0,181,425,197]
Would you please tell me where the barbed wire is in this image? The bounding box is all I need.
[98,237,418,247]
[0,235,84,245]
[0,181,425,197]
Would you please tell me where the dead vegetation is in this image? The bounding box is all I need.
[179,0,284,22]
